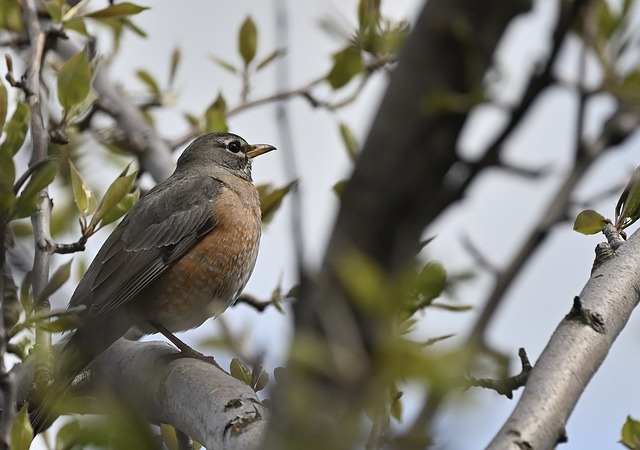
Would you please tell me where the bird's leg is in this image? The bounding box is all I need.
[150,322,221,369]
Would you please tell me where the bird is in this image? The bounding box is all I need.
[30,132,275,431]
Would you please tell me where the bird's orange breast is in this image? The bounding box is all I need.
[137,178,262,332]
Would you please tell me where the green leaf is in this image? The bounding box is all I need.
[257,181,296,224]
[615,166,640,230]
[573,209,608,235]
[339,122,358,161]
[10,404,33,450]
[69,161,97,217]
[597,0,619,40]
[273,367,285,384]
[417,262,447,302]
[58,48,91,110]
[336,251,389,314]
[168,47,181,87]
[63,16,89,35]
[36,259,73,302]
[0,79,7,131]
[621,415,640,450]
[230,358,252,385]
[37,314,81,333]
[209,55,238,74]
[256,49,284,71]
[0,153,16,218]
[100,188,139,227]
[253,368,269,392]
[136,69,161,96]
[160,424,179,450]
[55,419,81,450]
[205,93,228,133]
[327,46,363,89]
[333,179,347,198]
[13,159,59,219]
[90,169,138,228]
[0,102,30,156]
[238,17,258,66]
[358,0,381,30]
[85,2,149,18]
[430,302,472,312]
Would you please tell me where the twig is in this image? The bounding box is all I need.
[460,235,499,275]
[465,348,532,399]
[22,0,55,395]
[234,294,274,312]
[273,0,305,280]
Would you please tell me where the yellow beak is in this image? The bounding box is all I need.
[247,144,276,159]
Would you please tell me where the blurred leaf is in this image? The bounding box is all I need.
[0,102,30,156]
[45,0,62,22]
[230,358,252,385]
[10,404,33,450]
[20,271,32,315]
[390,384,403,422]
[136,69,161,96]
[209,55,238,74]
[58,49,91,111]
[55,419,81,450]
[621,415,640,449]
[422,334,456,346]
[205,93,228,133]
[13,159,59,219]
[69,161,97,217]
[85,2,149,18]
[253,368,269,392]
[273,367,285,384]
[573,209,608,235]
[333,179,348,198]
[160,424,178,450]
[238,16,258,66]
[597,0,619,40]
[91,169,138,228]
[0,79,7,131]
[417,262,447,302]
[257,181,296,224]
[256,49,284,71]
[100,188,140,226]
[36,259,72,302]
[336,251,389,315]
[0,155,16,219]
[169,47,181,86]
[64,17,89,36]
[327,46,363,89]
[37,314,81,333]
[615,166,640,230]
[358,0,381,30]
[339,122,358,161]
[430,302,472,312]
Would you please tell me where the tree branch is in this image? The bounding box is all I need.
[14,339,268,450]
[487,226,640,448]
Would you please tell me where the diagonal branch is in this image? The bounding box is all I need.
[487,225,640,448]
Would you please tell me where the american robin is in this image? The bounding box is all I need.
[31,132,275,431]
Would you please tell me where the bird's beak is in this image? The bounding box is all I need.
[247,144,276,159]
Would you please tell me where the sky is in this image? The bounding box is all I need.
[23,0,640,449]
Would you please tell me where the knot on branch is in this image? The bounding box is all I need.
[565,296,606,334]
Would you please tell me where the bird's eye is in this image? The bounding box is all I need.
[227,141,241,153]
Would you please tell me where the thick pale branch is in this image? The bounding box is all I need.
[13,340,268,450]
[487,228,640,449]
[91,340,268,450]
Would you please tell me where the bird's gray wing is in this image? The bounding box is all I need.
[69,175,223,319]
